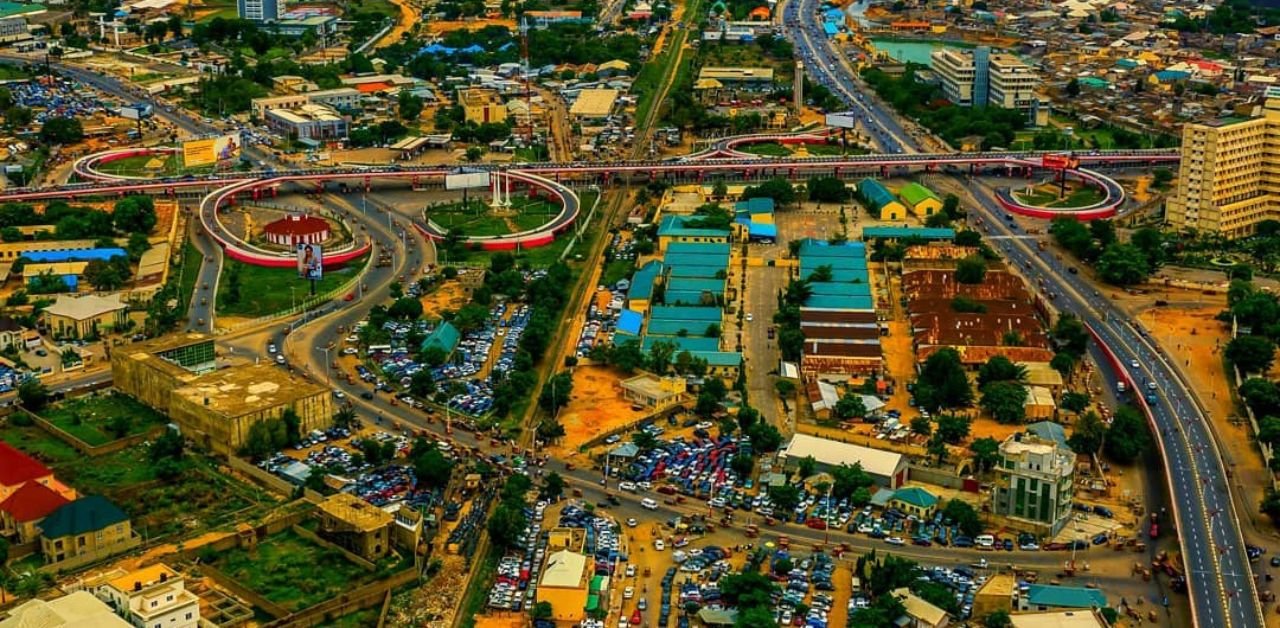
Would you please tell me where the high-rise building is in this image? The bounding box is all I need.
[1165,86,1280,239]
[237,0,279,22]
[993,433,1074,536]
[930,47,1039,113]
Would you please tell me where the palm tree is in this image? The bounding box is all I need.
[333,406,357,430]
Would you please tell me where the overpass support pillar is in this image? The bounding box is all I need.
[252,188,261,200]
[696,171,704,182]
[925,163,934,173]
[834,166,841,178]
[364,176,372,193]
[880,165,887,177]
[789,168,795,179]
[315,181,325,195]
[969,163,975,176]
[649,171,656,182]
[270,187,278,198]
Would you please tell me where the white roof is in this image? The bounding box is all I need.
[0,591,132,627]
[43,294,126,321]
[1010,610,1108,628]
[540,550,587,589]
[781,434,904,479]
[892,588,949,627]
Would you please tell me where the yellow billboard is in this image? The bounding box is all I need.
[182,134,242,168]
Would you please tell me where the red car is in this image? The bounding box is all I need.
[805,518,827,530]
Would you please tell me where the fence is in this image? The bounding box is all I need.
[15,405,167,458]
[224,454,326,501]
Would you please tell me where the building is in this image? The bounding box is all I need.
[657,215,731,250]
[535,549,591,623]
[931,47,1039,113]
[780,434,908,488]
[265,104,348,141]
[96,564,200,628]
[620,373,688,411]
[0,16,31,44]
[972,572,1015,617]
[41,294,129,338]
[111,334,334,455]
[458,88,507,124]
[1165,86,1280,239]
[236,0,278,22]
[1018,585,1107,612]
[569,88,619,123]
[0,441,75,503]
[891,587,950,628]
[276,14,338,37]
[858,178,907,220]
[697,67,775,88]
[0,591,133,627]
[898,182,943,217]
[797,240,881,376]
[263,214,331,245]
[250,88,361,119]
[524,10,587,28]
[0,315,24,351]
[1024,385,1056,420]
[316,492,394,561]
[889,486,939,518]
[0,480,71,544]
[421,321,461,356]
[993,433,1075,536]
[1009,610,1111,628]
[39,496,139,569]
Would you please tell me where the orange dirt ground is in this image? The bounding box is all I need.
[472,614,526,628]
[426,18,517,34]
[420,280,471,319]
[548,365,646,460]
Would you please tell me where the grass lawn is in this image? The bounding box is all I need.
[178,241,203,315]
[55,445,156,494]
[0,420,79,465]
[39,392,169,446]
[216,254,367,318]
[1014,186,1105,209]
[350,0,399,18]
[804,142,866,156]
[451,191,599,269]
[602,259,634,288]
[96,154,214,178]
[122,461,276,537]
[212,528,385,611]
[740,142,792,157]
[430,196,561,237]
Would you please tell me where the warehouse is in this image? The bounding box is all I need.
[797,240,881,376]
[569,88,620,123]
[857,179,907,221]
[780,434,907,488]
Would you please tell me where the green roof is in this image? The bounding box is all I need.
[650,305,722,322]
[658,215,731,238]
[642,335,721,353]
[422,321,460,354]
[667,278,724,294]
[809,281,871,297]
[804,294,874,311]
[0,2,45,18]
[898,182,940,207]
[734,197,775,214]
[663,252,730,269]
[665,242,731,256]
[666,264,725,279]
[39,495,127,539]
[689,351,743,367]
[628,261,664,301]
[861,226,956,240]
[1026,585,1107,609]
[646,319,720,336]
[891,486,938,509]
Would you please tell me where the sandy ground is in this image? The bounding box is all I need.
[377,0,419,47]
[548,365,647,460]
[420,279,471,319]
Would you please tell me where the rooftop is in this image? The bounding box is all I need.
[0,442,52,487]
[541,549,589,589]
[317,492,394,532]
[1025,584,1107,609]
[781,434,904,478]
[698,67,775,82]
[0,591,132,627]
[891,486,938,509]
[171,363,327,418]
[569,88,619,118]
[263,214,330,236]
[1010,610,1109,628]
[42,294,127,321]
[105,564,181,595]
[39,495,128,539]
[0,480,69,523]
[862,226,956,240]
[892,587,949,626]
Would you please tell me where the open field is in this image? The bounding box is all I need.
[547,365,647,459]
[216,254,367,318]
[0,420,79,464]
[429,196,559,237]
[95,153,214,178]
[1014,184,1104,208]
[39,392,168,446]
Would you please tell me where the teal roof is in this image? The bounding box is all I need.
[809,281,871,297]
[861,226,956,240]
[891,487,938,509]
[650,305,722,322]
[39,496,127,539]
[658,215,731,238]
[665,242,731,256]
[690,351,743,367]
[799,239,867,258]
[1079,77,1110,88]
[1026,421,1068,447]
[734,197,775,214]
[663,252,730,268]
[642,335,721,353]
[666,264,725,279]
[0,2,45,18]
[667,292,717,305]
[804,294,874,311]
[858,178,899,211]
[1026,585,1107,609]
[628,261,664,301]
[803,267,868,283]
[422,321,461,354]
[646,319,721,336]
[667,278,724,294]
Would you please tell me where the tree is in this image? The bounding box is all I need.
[1096,243,1151,285]
[333,406,357,430]
[1105,405,1151,463]
[1069,411,1107,455]
[775,379,796,401]
[768,483,801,512]
[83,258,128,290]
[539,372,572,413]
[831,463,873,500]
[1052,313,1090,356]
[969,437,1001,472]
[531,601,554,621]
[39,117,84,144]
[149,430,186,463]
[954,254,987,284]
[1065,78,1081,97]
[834,392,867,420]
[977,356,1027,388]
[980,381,1028,424]
[1060,391,1090,413]
[985,610,1012,628]
[797,455,816,480]
[541,471,566,501]
[747,420,783,452]
[388,296,424,319]
[1264,490,1280,525]
[910,415,932,438]
[935,414,971,444]
[17,377,49,411]
[647,339,678,375]
[398,90,424,121]
[1050,352,1077,376]
[944,499,983,537]
[487,503,528,549]
[730,453,754,477]
[720,571,778,610]
[632,430,659,451]
[1226,335,1277,373]
[807,176,849,202]
[915,348,972,410]
[740,177,796,208]
[465,146,483,162]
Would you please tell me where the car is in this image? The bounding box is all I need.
[1270,556,1280,568]
[625,564,637,577]
[624,587,634,600]
[627,518,638,527]
[745,313,753,322]
[619,481,637,492]
[275,354,286,365]
[886,537,905,545]
[637,598,647,611]
[1130,359,1140,368]
[653,539,665,551]
[268,343,277,354]
[1147,381,1157,391]
[360,391,374,400]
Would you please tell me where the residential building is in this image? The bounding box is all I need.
[569,88,619,123]
[897,182,943,217]
[1009,610,1111,628]
[1165,86,1280,238]
[458,88,507,124]
[891,587,950,628]
[1018,584,1107,612]
[536,550,591,623]
[889,487,939,518]
[780,434,908,488]
[39,495,139,569]
[993,433,1075,536]
[858,178,907,220]
[97,564,200,628]
[236,0,278,22]
[0,441,75,503]
[0,315,23,351]
[265,104,349,142]
[0,591,133,628]
[930,47,1040,113]
[972,573,1015,617]
[316,492,394,561]
[0,480,71,543]
[41,294,129,338]
[620,373,688,411]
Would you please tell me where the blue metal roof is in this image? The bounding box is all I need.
[734,197,775,215]
[667,278,725,294]
[858,178,899,211]
[665,242,732,256]
[617,309,644,335]
[646,318,721,336]
[658,215,731,238]
[421,321,460,353]
[748,223,778,238]
[628,261,664,302]
[803,294,874,311]
[22,247,127,263]
[861,226,956,240]
[650,305,722,322]
[642,335,722,353]
[808,281,871,296]
[663,252,730,269]
[666,264,726,279]
[799,239,866,258]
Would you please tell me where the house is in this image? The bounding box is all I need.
[421,321,461,357]
[96,564,200,628]
[0,315,23,351]
[40,294,129,338]
[458,88,507,124]
[857,178,907,221]
[898,182,944,217]
[1009,610,1112,628]
[1019,584,1107,611]
[39,495,139,569]
[889,486,939,518]
[892,587,950,628]
[620,373,688,411]
[0,441,75,503]
[535,550,591,623]
[972,572,1016,617]
[0,480,71,544]
[316,492,394,561]
[0,591,133,627]
[596,59,631,77]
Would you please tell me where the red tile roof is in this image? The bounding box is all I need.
[263,214,330,236]
[0,442,52,488]
[0,480,69,522]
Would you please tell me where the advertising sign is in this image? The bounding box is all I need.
[183,133,243,168]
[825,112,859,129]
[297,243,323,281]
[445,171,491,190]
[1042,154,1080,170]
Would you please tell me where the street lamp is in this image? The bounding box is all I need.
[321,344,333,387]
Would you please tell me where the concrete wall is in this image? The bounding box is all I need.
[169,391,333,456]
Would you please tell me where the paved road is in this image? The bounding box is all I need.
[957,178,1263,628]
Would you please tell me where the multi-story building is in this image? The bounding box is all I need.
[992,433,1075,536]
[251,88,361,119]
[1165,86,1280,239]
[237,0,278,22]
[265,104,349,142]
[458,88,507,125]
[96,564,200,628]
[39,496,139,570]
[315,493,394,561]
[930,47,1040,113]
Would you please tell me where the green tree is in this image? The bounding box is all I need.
[980,381,1028,424]
[631,430,659,451]
[1105,405,1151,463]
[775,379,796,400]
[944,499,983,537]
[935,414,971,444]
[465,146,483,162]
[834,392,867,419]
[740,177,796,208]
[333,406,357,430]
[1096,243,1151,285]
[1060,391,1090,413]
[797,455,816,480]
[730,453,754,477]
[977,355,1028,388]
[539,372,573,413]
[954,254,987,284]
[17,377,49,411]
[1226,335,1277,373]
[487,502,528,549]
[646,339,678,375]
[831,462,873,500]
[915,348,972,410]
[910,415,932,437]
[1052,312,1090,356]
[39,117,84,144]
[398,90,425,121]
[768,483,802,512]
[986,610,1012,628]
[1068,411,1107,455]
[541,471,566,501]
[969,436,1001,472]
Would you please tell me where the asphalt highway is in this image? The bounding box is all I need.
[961,180,1262,628]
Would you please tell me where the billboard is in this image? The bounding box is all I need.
[445,171,490,190]
[1042,154,1080,170]
[825,111,859,129]
[120,104,152,120]
[183,133,242,168]
[297,243,323,280]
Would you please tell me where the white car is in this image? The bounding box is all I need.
[267,343,277,354]
[1129,359,1140,368]
[886,537,905,545]
[625,564,636,577]
[653,539,665,551]
[637,598,647,611]
[342,347,358,355]
[626,518,638,527]
[275,354,286,365]
[623,587,634,600]
[745,313,754,322]
[619,481,637,492]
